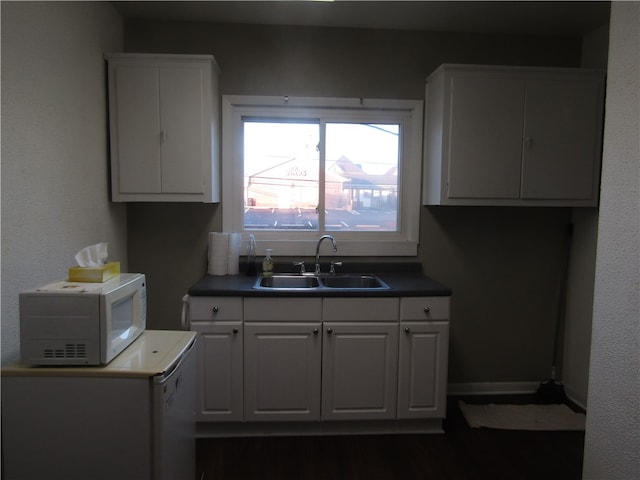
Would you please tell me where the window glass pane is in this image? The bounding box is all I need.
[243,120,320,230]
[325,123,400,232]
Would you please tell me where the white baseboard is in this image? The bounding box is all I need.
[562,384,588,410]
[449,382,588,410]
[447,381,540,396]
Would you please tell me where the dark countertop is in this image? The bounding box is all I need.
[188,262,451,298]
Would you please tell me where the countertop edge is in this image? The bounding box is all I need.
[188,271,452,297]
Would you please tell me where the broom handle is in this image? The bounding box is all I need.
[551,223,573,379]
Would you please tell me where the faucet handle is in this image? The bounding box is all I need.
[293,261,306,274]
[330,260,343,274]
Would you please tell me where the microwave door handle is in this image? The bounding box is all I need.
[181,294,190,330]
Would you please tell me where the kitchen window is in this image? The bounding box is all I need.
[222,96,423,257]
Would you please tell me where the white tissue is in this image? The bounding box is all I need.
[74,242,108,268]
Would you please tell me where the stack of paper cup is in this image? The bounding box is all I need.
[208,232,244,275]
[227,233,242,275]
[208,232,229,275]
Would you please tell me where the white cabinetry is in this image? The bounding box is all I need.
[322,298,399,420]
[398,297,450,419]
[105,54,220,202]
[423,64,605,206]
[243,298,322,421]
[190,293,450,432]
[189,297,243,421]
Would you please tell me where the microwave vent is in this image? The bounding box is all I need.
[43,344,87,359]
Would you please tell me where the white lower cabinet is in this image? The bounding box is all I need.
[398,297,451,419]
[244,322,321,421]
[243,298,322,421]
[191,295,449,430]
[398,322,449,419]
[189,297,243,422]
[321,297,399,420]
[190,322,243,421]
[322,322,398,420]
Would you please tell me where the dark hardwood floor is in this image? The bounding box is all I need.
[196,396,585,480]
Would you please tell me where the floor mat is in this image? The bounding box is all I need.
[458,401,586,431]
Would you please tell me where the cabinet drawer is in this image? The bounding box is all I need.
[400,297,450,320]
[323,298,399,321]
[190,296,243,321]
[244,298,322,321]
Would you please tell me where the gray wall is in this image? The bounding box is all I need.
[584,2,640,478]
[1,2,126,366]
[560,23,610,409]
[123,20,587,386]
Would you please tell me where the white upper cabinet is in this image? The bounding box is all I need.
[105,54,220,202]
[423,64,605,206]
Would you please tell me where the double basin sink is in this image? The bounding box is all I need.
[254,273,390,291]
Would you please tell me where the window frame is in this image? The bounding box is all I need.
[222,95,423,257]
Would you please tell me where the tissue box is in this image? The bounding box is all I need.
[68,262,120,283]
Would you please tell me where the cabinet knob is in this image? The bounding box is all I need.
[313,328,319,335]
[327,327,333,335]
[405,327,411,333]
[212,306,219,314]
[232,328,239,335]
[424,307,430,314]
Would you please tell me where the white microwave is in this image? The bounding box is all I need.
[19,273,146,366]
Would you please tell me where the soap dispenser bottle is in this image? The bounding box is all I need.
[262,248,274,276]
[246,234,256,276]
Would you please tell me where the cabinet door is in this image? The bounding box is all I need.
[397,322,449,419]
[191,322,243,422]
[244,322,321,421]
[113,64,163,194]
[159,66,207,194]
[521,77,603,200]
[447,74,525,199]
[322,322,398,420]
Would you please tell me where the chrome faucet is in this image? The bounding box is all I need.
[315,235,337,275]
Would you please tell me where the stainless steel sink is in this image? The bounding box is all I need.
[253,273,389,290]
[255,275,320,289]
[320,274,389,289]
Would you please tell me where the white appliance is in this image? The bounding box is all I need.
[2,330,198,480]
[19,273,147,365]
